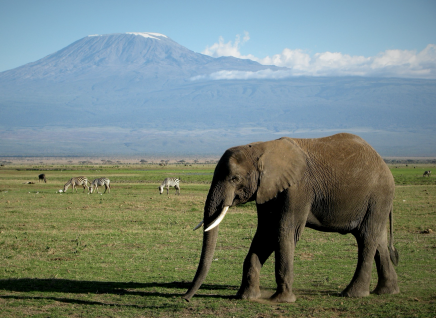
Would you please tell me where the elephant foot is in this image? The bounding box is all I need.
[341,285,370,298]
[236,286,261,300]
[372,283,400,295]
[269,291,296,303]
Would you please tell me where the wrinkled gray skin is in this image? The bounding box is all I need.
[183,133,399,302]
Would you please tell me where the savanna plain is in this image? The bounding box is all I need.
[0,160,435,317]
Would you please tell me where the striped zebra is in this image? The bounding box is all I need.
[159,178,180,195]
[89,177,111,194]
[38,173,46,183]
[63,176,89,193]
[423,170,431,177]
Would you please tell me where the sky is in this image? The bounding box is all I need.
[1,0,435,78]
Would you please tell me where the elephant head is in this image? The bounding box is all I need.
[183,137,306,301]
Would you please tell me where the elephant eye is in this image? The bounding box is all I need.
[231,175,240,183]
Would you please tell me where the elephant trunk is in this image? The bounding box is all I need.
[182,226,219,301]
[183,180,233,301]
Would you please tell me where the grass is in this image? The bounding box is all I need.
[0,162,435,317]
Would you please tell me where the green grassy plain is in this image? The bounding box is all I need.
[0,162,435,317]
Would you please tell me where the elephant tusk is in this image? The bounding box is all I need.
[193,219,204,231]
[205,206,229,232]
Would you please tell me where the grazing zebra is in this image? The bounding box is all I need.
[423,170,431,177]
[38,173,46,183]
[63,176,89,193]
[89,177,111,194]
[159,178,180,195]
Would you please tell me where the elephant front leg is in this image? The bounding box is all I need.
[236,252,264,300]
[237,231,275,300]
[270,235,297,303]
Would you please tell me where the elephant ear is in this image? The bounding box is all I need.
[256,137,307,205]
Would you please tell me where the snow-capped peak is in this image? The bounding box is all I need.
[126,32,168,40]
[88,32,168,40]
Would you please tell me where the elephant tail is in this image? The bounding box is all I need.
[388,207,399,266]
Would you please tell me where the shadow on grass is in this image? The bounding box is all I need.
[0,278,225,294]
[0,278,341,307]
[0,278,237,300]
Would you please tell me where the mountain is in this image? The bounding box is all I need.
[0,33,271,83]
[0,33,282,129]
[0,32,435,157]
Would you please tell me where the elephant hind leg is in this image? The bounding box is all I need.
[373,228,400,295]
[342,197,399,298]
[341,235,375,298]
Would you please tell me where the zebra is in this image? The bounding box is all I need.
[423,170,431,177]
[38,173,46,183]
[159,178,180,195]
[63,176,89,193]
[89,177,111,194]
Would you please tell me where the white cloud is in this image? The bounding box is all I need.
[199,33,436,80]
[202,31,252,59]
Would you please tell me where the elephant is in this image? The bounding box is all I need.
[183,133,399,302]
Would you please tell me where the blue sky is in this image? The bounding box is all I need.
[1,0,435,77]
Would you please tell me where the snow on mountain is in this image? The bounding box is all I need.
[125,32,168,39]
